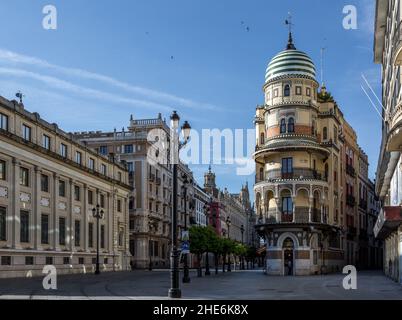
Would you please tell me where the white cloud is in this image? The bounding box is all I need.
[0,67,173,111]
[0,48,221,111]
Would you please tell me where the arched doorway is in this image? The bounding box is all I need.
[283,237,294,276]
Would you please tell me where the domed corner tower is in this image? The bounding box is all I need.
[254,32,344,276]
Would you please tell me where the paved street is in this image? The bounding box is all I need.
[0,269,401,300]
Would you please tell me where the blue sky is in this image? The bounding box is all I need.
[0,0,381,194]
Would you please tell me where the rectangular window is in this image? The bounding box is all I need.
[117,199,122,212]
[42,135,51,150]
[306,87,311,96]
[46,257,53,265]
[74,220,81,247]
[99,146,108,155]
[63,257,70,265]
[118,172,122,181]
[22,124,31,141]
[88,158,95,170]
[296,86,302,95]
[75,151,82,165]
[281,158,293,178]
[100,164,107,175]
[59,180,66,197]
[281,197,293,214]
[100,194,105,208]
[88,190,93,205]
[0,113,8,130]
[119,230,124,247]
[1,256,11,265]
[127,162,134,172]
[274,89,279,97]
[0,207,6,241]
[20,167,29,187]
[74,185,80,201]
[60,143,67,158]
[0,160,5,180]
[79,257,84,265]
[41,214,49,244]
[20,210,29,243]
[124,144,133,154]
[59,217,66,245]
[25,256,34,265]
[88,223,93,248]
[100,225,105,248]
[41,174,49,192]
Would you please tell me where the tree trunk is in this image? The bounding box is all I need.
[214,253,218,274]
[197,254,202,277]
[222,254,226,273]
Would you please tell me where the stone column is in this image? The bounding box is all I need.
[83,184,88,252]
[275,198,281,223]
[52,173,60,251]
[33,166,42,250]
[108,191,114,254]
[292,196,296,223]
[11,158,21,249]
[68,178,74,251]
[308,197,313,222]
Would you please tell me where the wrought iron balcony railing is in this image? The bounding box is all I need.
[256,168,327,183]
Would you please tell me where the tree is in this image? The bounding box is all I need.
[208,230,223,275]
[189,226,207,277]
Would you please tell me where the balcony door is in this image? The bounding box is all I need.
[281,158,293,179]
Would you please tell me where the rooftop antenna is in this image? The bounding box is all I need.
[15,91,24,104]
[285,12,296,50]
[320,45,326,87]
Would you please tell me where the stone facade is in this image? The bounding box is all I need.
[373,0,402,283]
[0,97,131,278]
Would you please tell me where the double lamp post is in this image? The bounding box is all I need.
[168,111,191,299]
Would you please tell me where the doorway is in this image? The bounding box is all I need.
[283,237,294,276]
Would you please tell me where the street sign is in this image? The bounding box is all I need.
[181,241,190,254]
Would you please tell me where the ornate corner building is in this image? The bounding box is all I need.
[253,33,377,275]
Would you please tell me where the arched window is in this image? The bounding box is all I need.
[260,132,265,145]
[323,127,328,140]
[311,120,316,136]
[280,119,286,134]
[284,84,290,97]
[287,118,294,133]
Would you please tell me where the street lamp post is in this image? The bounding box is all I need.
[203,203,211,276]
[226,216,231,272]
[148,221,153,271]
[168,111,191,299]
[240,224,245,270]
[182,175,190,283]
[92,204,104,275]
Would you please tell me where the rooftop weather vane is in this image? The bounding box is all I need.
[285,12,293,34]
[285,12,296,50]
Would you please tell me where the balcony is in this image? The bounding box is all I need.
[359,200,367,210]
[155,177,161,185]
[387,101,402,152]
[374,206,402,239]
[257,207,323,225]
[393,21,402,65]
[256,168,327,184]
[346,164,355,177]
[346,195,356,207]
[149,173,155,182]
